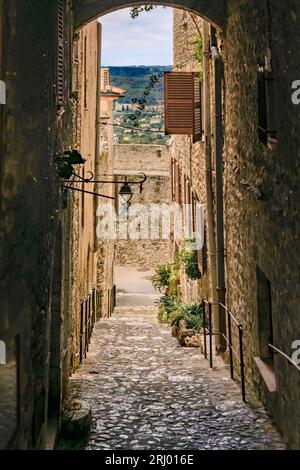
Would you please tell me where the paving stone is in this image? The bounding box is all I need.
[68,306,285,450]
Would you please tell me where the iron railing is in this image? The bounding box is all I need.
[202,300,246,402]
[106,285,116,318]
[79,288,97,363]
[79,286,116,363]
[269,344,300,373]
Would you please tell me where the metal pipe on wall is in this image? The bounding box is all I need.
[211,26,227,353]
[203,22,220,350]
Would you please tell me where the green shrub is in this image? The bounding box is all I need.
[152,263,172,292]
[178,240,201,281]
[170,302,204,330]
[155,295,179,314]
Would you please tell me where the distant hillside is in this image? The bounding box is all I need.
[108,66,171,105]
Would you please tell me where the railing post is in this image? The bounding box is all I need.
[203,302,207,359]
[85,299,88,356]
[80,302,84,364]
[99,291,102,319]
[238,325,246,402]
[107,289,110,318]
[227,310,234,380]
[208,302,213,369]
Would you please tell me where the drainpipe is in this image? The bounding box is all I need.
[211,27,227,353]
[93,22,102,252]
[203,23,220,351]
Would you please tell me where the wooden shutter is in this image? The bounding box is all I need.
[178,165,182,205]
[57,0,65,110]
[193,79,203,143]
[164,72,202,142]
[192,190,196,233]
[174,161,180,203]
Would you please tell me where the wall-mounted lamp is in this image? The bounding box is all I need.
[54,150,147,203]
[119,179,133,204]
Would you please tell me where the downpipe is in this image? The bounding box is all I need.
[203,23,219,351]
[211,28,227,354]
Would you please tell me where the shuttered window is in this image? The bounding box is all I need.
[191,190,196,233]
[174,161,181,204]
[164,72,203,143]
[57,0,65,110]
[193,197,207,275]
[170,158,175,202]
[184,177,192,236]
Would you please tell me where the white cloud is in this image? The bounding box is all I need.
[99,7,173,66]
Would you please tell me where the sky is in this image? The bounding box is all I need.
[99,7,173,66]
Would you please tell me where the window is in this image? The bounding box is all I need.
[257,63,277,146]
[256,267,274,364]
[254,267,276,392]
[184,176,192,236]
[193,194,207,275]
[164,72,203,143]
[170,158,175,202]
[173,160,182,204]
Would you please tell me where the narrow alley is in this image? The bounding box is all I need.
[68,272,284,451]
[2,0,300,454]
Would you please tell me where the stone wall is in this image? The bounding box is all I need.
[0,1,71,449]
[224,0,300,449]
[0,4,104,449]
[173,2,300,449]
[70,20,101,368]
[114,145,171,268]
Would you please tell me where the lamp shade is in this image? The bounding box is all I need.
[119,181,133,203]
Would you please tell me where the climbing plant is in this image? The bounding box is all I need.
[194,33,204,81]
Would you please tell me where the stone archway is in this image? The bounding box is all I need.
[73,0,227,30]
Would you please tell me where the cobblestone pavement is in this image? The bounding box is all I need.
[69,307,285,450]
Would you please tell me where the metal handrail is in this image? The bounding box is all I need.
[79,288,98,363]
[203,300,241,327]
[202,299,246,402]
[269,344,300,373]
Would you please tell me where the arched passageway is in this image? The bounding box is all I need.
[73,0,227,30]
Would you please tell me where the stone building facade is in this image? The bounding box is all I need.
[171,4,300,449]
[0,3,109,449]
[170,12,211,306]
[96,68,125,315]
[114,144,171,268]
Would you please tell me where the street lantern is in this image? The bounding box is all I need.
[119,180,133,204]
[54,153,147,202]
